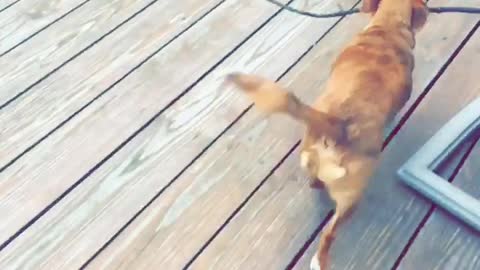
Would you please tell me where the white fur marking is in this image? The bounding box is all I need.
[300,151,310,169]
[310,254,321,270]
[317,163,346,181]
[312,139,346,182]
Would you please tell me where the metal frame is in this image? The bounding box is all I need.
[397,97,480,231]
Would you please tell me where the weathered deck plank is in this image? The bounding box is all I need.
[0,0,361,269]
[0,0,87,55]
[0,0,228,249]
[397,140,480,270]
[0,0,156,107]
[0,0,478,269]
[0,0,19,12]
[83,1,479,269]
[0,0,226,169]
[0,0,324,267]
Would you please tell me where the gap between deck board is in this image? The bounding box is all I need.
[0,0,318,266]
[392,136,479,269]
[81,1,480,269]
[0,0,230,172]
[0,0,20,13]
[0,0,89,55]
[85,0,361,267]
[0,0,159,109]
[397,137,480,270]
[0,0,359,268]
[0,0,230,249]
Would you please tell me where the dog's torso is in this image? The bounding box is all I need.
[311,21,415,158]
[299,20,418,201]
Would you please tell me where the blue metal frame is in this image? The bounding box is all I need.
[397,97,480,231]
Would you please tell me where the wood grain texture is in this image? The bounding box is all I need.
[0,0,87,54]
[0,0,360,269]
[293,232,321,270]
[0,0,19,12]
[0,0,225,168]
[0,0,308,268]
[85,1,479,269]
[398,141,480,270]
[0,0,227,249]
[0,0,155,107]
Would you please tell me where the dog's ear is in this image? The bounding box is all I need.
[411,0,428,31]
[225,72,346,140]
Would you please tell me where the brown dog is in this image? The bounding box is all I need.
[225,0,428,269]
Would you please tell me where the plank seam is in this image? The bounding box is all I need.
[285,211,334,270]
[0,0,228,251]
[391,134,480,270]
[79,0,365,266]
[0,0,21,14]
[180,1,363,267]
[0,0,91,57]
[75,0,329,266]
[0,0,310,257]
[293,18,480,269]
[78,103,254,269]
[0,0,159,111]
[182,140,302,270]
[0,0,227,173]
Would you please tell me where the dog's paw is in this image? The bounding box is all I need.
[310,254,321,270]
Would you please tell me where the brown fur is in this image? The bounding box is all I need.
[225,0,428,269]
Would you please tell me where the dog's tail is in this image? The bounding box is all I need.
[225,72,345,140]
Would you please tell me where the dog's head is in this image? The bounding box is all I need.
[361,0,429,31]
[225,73,348,183]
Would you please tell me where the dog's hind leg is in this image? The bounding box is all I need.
[310,194,359,270]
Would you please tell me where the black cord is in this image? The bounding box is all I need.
[265,0,480,18]
[266,0,360,18]
[428,6,480,14]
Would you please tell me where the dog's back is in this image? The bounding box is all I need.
[313,17,417,156]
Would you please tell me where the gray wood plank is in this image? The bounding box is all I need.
[84,2,360,268]
[0,0,87,55]
[397,143,480,269]
[83,1,479,269]
[0,0,225,169]
[0,0,155,107]
[0,0,358,268]
[294,232,322,270]
[0,0,305,267]
[0,0,19,12]
[0,0,226,247]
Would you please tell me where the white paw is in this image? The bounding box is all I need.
[310,254,321,270]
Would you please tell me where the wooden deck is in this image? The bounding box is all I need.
[0,0,479,269]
